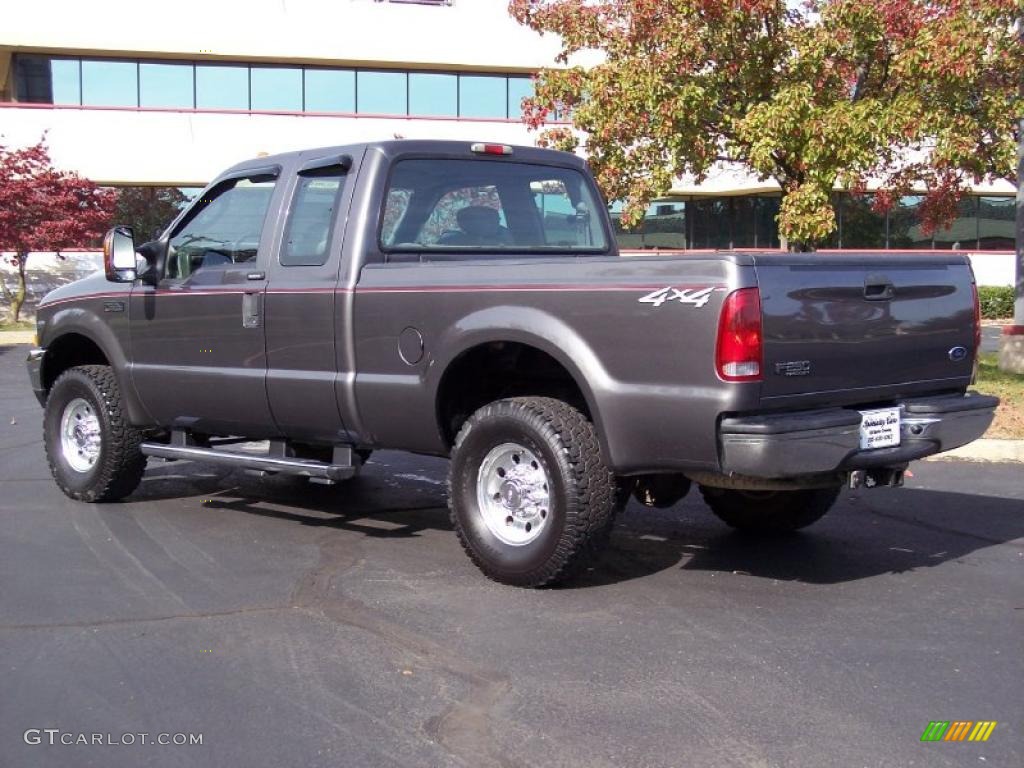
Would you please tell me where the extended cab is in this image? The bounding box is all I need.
[28,140,998,586]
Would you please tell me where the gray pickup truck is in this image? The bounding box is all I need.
[27,140,998,586]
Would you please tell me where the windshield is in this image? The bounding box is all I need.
[380,159,608,256]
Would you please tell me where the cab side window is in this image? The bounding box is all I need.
[281,171,346,267]
[167,176,276,279]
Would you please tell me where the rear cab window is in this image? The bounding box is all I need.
[380,159,609,258]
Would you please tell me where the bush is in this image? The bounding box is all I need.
[978,286,1014,319]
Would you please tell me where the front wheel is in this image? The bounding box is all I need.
[699,485,841,532]
[448,397,620,587]
[44,365,146,502]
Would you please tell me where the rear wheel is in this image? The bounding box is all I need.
[44,365,146,502]
[448,397,620,587]
[699,485,841,532]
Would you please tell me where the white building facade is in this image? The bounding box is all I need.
[1,0,556,185]
[0,0,1015,285]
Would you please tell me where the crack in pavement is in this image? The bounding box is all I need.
[0,605,287,631]
[290,531,524,768]
[4,489,520,765]
[3,504,522,767]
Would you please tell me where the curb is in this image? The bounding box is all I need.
[926,438,1024,463]
[0,331,34,345]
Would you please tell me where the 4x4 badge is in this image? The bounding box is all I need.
[638,286,719,308]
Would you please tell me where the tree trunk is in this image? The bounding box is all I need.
[11,252,28,323]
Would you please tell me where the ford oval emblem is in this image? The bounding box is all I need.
[948,346,968,362]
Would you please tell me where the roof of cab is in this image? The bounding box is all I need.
[222,140,586,178]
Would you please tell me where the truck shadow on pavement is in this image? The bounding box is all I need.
[581,487,1024,587]
[134,461,453,540]
[133,461,1024,588]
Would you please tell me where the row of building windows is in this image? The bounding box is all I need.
[13,55,535,119]
[612,193,1015,251]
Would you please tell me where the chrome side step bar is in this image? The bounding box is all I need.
[141,432,358,482]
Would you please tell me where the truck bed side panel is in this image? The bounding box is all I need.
[352,255,749,473]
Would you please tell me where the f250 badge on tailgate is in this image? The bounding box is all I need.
[638,286,721,308]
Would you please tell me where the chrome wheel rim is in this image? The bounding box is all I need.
[60,397,102,472]
[476,442,551,546]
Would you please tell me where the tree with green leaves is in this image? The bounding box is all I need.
[510,0,1021,249]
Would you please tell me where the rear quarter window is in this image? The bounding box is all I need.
[281,172,345,267]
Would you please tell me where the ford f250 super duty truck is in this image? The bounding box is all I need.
[27,140,998,586]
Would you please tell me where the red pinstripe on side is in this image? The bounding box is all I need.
[40,283,726,308]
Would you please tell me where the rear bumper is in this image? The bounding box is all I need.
[26,347,46,406]
[719,392,999,478]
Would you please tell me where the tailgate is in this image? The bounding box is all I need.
[753,253,975,405]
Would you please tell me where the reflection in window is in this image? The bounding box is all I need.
[886,196,921,248]
[304,68,355,112]
[422,186,506,245]
[196,65,249,110]
[507,77,533,120]
[357,71,407,115]
[282,173,345,266]
[51,59,81,105]
[535,180,585,245]
[840,195,886,248]
[643,202,687,249]
[168,177,276,279]
[82,60,137,107]
[382,159,607,255]
[382,188,412,245]
[140,63,193,108]
[607,201,641,249]
[932,197,978,249]
[409,73,457,117]
[978,196,1014,250]
[459,75,506,118]
[251,67,302,112]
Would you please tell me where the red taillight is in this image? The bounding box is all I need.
[470,143,513,156]
[971,282,981,363]
[716,288,763,382]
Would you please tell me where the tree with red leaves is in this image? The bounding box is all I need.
[510,0,1020,249]
[0,139,115,321]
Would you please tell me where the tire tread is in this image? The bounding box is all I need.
[449,397,619,587]
[44,365,146,502]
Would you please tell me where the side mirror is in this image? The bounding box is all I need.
[103,226,137,283]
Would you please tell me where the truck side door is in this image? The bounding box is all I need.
[129,168,280,436]
[264,154,355,442]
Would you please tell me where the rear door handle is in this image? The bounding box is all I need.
[242,291,262,328]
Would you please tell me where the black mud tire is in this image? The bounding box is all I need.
[44,365,146,502]
[448,397,620,587]
[699,485,841,532]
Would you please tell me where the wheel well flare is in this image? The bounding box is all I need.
[436,342,590,448]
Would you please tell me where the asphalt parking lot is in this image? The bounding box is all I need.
[0,344,1021,768]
